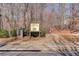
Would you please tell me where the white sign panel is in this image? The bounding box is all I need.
[30,23,39,32]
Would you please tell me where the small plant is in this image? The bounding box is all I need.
[31,32,39,37]
[0,28,9,38]
[31,31,47,37]
[10,29,17,36]
[40,31,46,37]
[23,28,30,36]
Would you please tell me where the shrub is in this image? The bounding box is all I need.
[40,31,46,37]
[31,32,39,37]
[23,28,30,36]
[31,31,47,37]
[0,29,9,38]
[10,29,17,36]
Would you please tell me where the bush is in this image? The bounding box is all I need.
[0,28,47,37]
[23,28,30,36]
[40,31,46,37]
[0,29,9,38]
[31,32,39,37]
[10,29,17,36]
[31,31,46,37]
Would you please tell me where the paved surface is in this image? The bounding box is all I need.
[0,51,57,56]
[0,50,79,56]
[0,34,79,56]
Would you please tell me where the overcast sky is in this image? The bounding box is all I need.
[45,3,71,17]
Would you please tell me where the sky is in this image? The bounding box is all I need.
[45,3,71,17]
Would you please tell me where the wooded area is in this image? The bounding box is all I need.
[0,3,79,37]
[0,4,79,56]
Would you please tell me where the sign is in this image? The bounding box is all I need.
[30,23,39,32]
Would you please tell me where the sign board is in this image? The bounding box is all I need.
[30,23,40,32]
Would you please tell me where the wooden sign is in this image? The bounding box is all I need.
[30,23,39,32]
